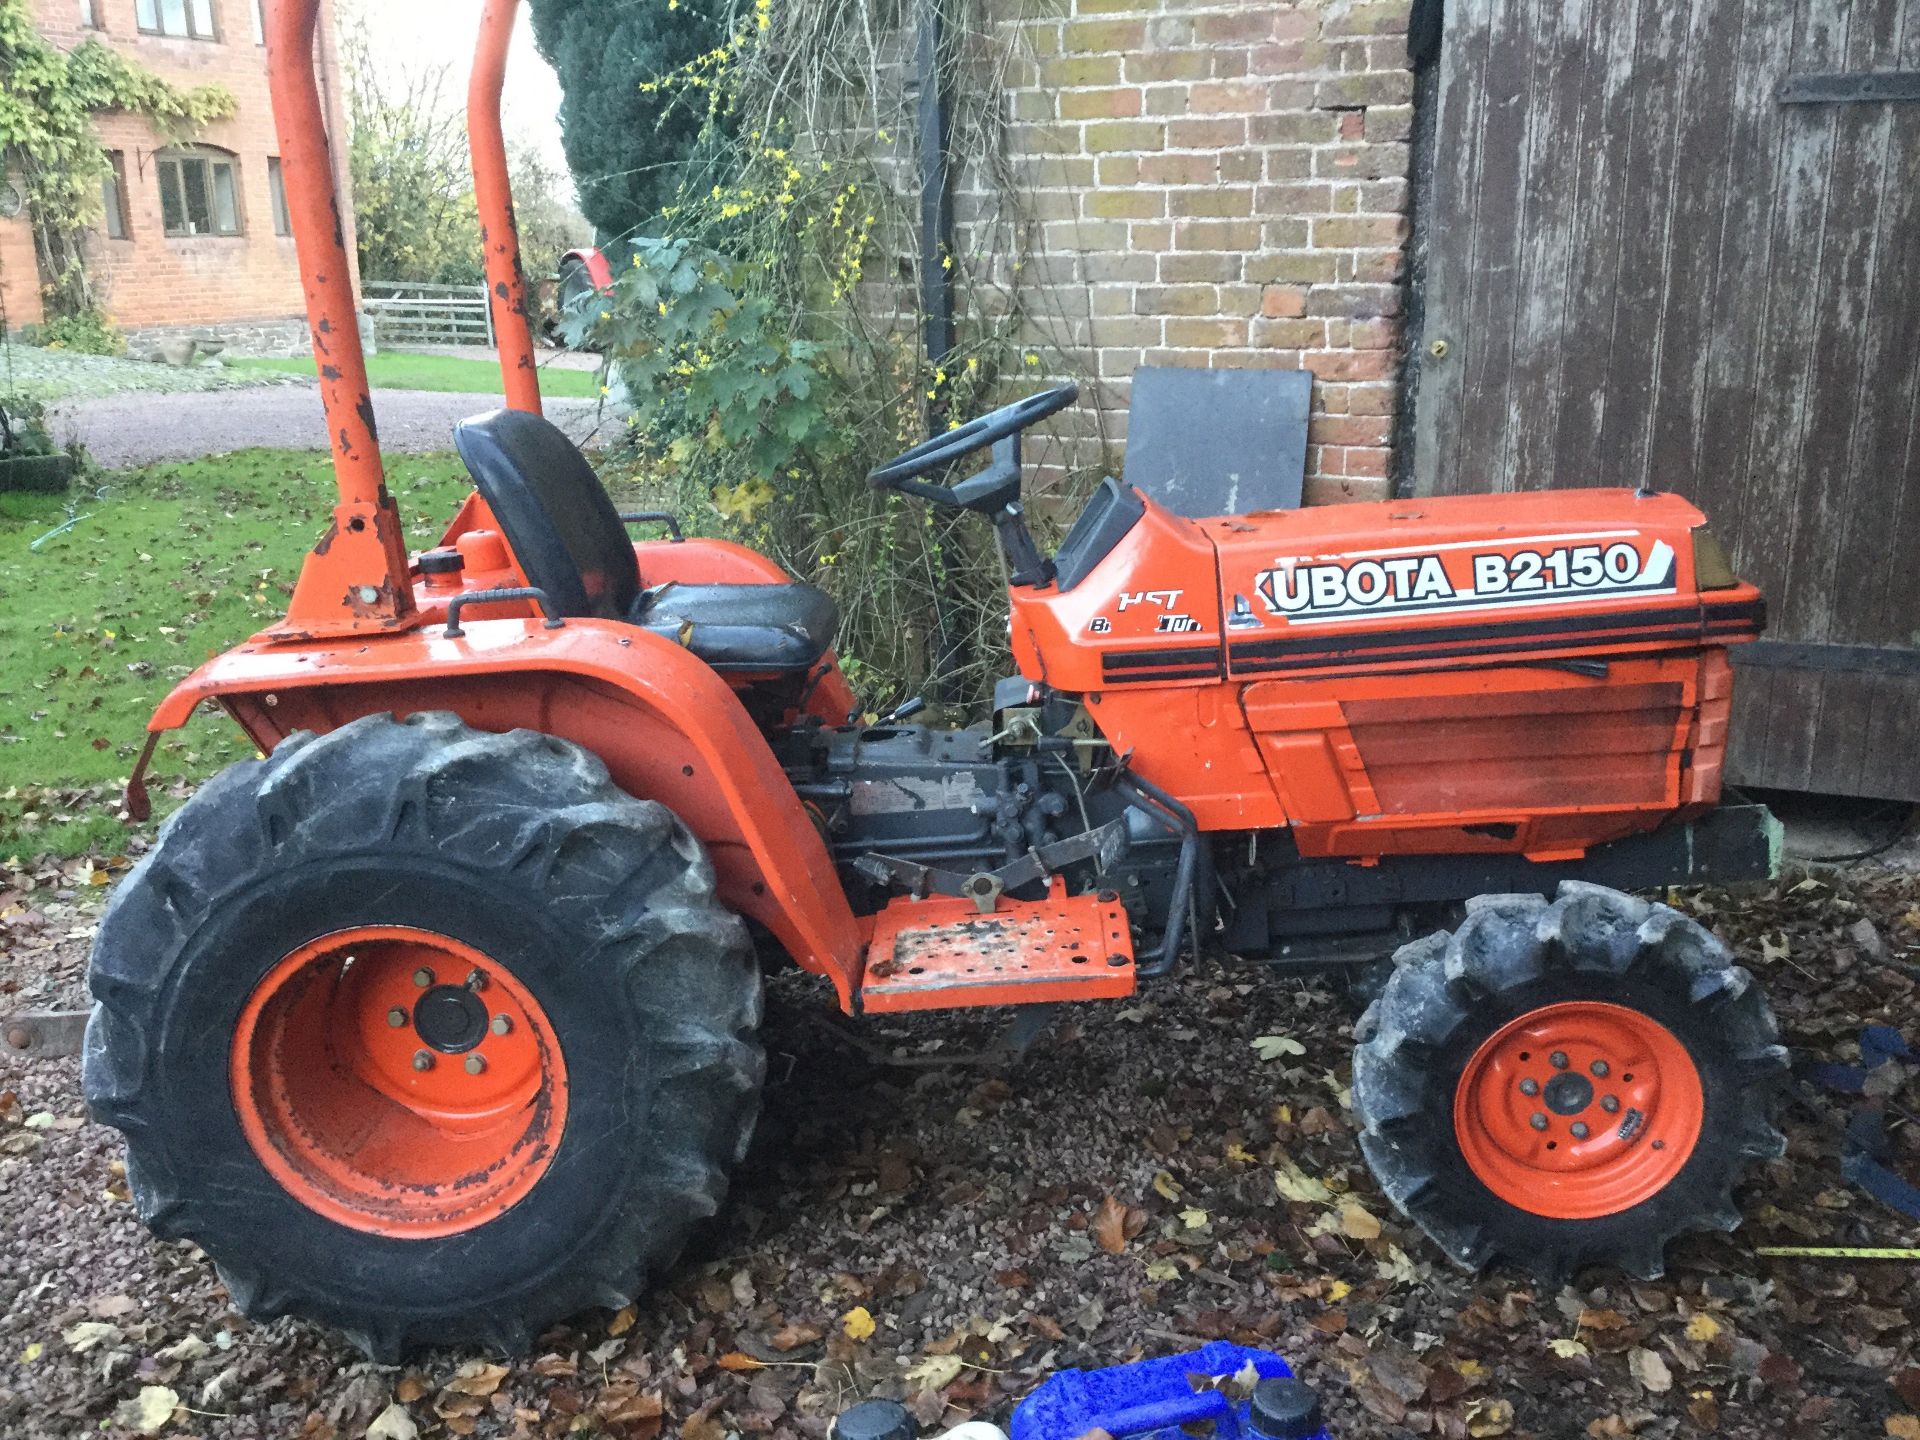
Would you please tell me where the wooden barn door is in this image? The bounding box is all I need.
[1407,0,1920,800]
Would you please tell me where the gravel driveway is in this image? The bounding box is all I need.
[49,388,617,468]
[5,853,1920,1439]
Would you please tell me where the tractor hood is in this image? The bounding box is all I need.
[1008,487,1761,694]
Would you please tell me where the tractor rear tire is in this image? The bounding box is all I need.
[1352,882,1786,1284]
[83,712,763,1358]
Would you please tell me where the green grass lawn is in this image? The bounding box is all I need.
[0,451,475,859]
[224,351,605,399]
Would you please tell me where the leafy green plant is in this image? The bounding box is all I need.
[0,393,56,458]
[556,1,1072,704]
[0,0,233,319]
[19,308,124,356]
[571,237,838,485]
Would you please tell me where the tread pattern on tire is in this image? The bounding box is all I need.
[85,712,764,1358]
[1352,881,1787,1285]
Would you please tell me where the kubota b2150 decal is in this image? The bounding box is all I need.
[1254,536,1677,624]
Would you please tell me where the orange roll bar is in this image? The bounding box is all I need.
[264,0,414,634]
[470,0,544,415]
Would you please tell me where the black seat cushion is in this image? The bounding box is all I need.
[631,582,839,673]
[453,408,639,619]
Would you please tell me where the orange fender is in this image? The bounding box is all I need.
[138,618,863,1008]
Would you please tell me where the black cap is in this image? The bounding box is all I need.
[419,547,465,574]
[1249,1376,1322,1439]
[833,1400,915,1440]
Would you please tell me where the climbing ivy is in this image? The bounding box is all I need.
[0,0,234,319]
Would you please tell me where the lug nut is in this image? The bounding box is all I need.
[1601,1094,1620,1114]
[1530,1113,1548,1132]
[1570,1121,1590,1139]
[386,1007,407,1028]
[1519,1077,1539,1096]
[1549,1051,1569,1069]
[412,968,434,988]
[491,1014,512,1036]
[465,968,487,991]
[464,1053,487,1075]
[1590,1059,1610,1077]
[412,1050,434,1071]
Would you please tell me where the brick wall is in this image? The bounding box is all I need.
[979,0,1414,504]
[0,0,354,344]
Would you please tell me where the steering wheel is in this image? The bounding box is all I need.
[867,384,1078,505]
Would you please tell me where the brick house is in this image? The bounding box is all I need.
[980,0,1412,506]
[0,0,355,353]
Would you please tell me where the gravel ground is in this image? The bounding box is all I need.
[4,855,1920,1440]
[0,348,306,406]
[48,389,620,468]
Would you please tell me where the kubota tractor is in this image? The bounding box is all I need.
[81,0,1789,1357]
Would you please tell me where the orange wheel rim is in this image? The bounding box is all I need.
[1453,1001,1702,1220]
[230,926,568,1238]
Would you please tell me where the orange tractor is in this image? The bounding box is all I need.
[83,0,1787,1357]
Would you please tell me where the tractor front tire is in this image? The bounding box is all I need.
[84,712,763,1358]
[1353,882,1786,1284]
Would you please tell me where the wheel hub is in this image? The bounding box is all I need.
[230,926,568,1238]
[1452,1001,1704,1220]
[1543,1071,1594,1115]
[413,984,487,1053]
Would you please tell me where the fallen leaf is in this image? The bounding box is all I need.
[1274,1164,1332,1204]
[1251,1034,1305,1061]
[1338,1201,1382,1240]
[1549,1338,1590,1360]
[1686,1313,1723,1343]
[366,1404,419,1440]
[1093,1194,1129,1254]
[904,1354,965,1390]
[62,1320,120,1353]
[716,1352,765,1372]
[608,1304,637,1336]
[1687,1389,1720,1431]
[1887,1418,1920,1440]
[768,1322,823,1351]
[155,1334,210,1363]
[1629,1347,1673,1394]
[116,1386,180,1435]
[442,1360,508,1397]
[1465,1398,1514,1436]
[395,1375,431,1404]
[1151,1171,1181,1201]
[842,1306,876,1341]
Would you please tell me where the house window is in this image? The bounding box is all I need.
[268,157,292,236]
[158,150,242,236]
[136,0,217,40]
[79,0,102,27]
[251,0,264,43]
[101,152,130,239]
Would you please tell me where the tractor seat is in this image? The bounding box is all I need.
[630,581,839,672]
[452,408,839,673]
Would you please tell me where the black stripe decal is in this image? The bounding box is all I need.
[1098,599,1762,683]
[1101,644,1221,672]
[1233,623,1755,676]
[1232,599,1762,664]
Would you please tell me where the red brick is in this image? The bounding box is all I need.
[1060,87,1144,120]
[1261,285,1308,318]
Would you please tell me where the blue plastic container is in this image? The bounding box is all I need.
[1008,1343,1328,1440]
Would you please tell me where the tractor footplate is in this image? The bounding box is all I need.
[859,884,1136,1014]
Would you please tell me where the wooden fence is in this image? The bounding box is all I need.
[362,280,492,347]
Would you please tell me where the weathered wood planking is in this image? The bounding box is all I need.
[1411,0,1920,799]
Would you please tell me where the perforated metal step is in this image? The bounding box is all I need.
[859,885,1136,1014]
